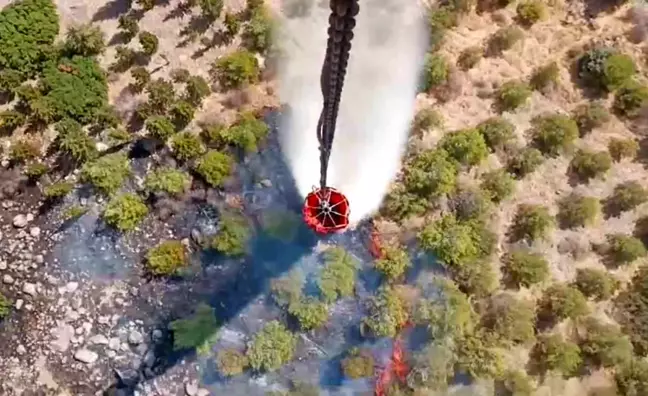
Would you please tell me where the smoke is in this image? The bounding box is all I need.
[276,0,428,224]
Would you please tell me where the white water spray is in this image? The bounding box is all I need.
[276,0,428,224]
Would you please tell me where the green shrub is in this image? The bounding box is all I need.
[414,278,475,340]
[216,112,269,153]
[422,53,449,91]
[341,349,375,379]
[81,153,130,195]
[476,116,516,152]
[613,81,648,118]
[169,303,219,354]
[146,240,188,276]
[569,149,612,182]
[117,14,139,41]
[40,56,109,124]
[449,186,492,220]
[606,181,648,214]
[457,46,483,70]
[130,67,150,93]
[246,321,296,372]
[43,181,73,200]
[0,0,59,76]
[10,139,40,163]
[487,26,524,56]
[146,78,176,114]
[103,193,149,232]
[287,296,329,331]
[0,293,11,318]
[318,247,358,303]
[577,48,636,91]
[572,102,610,135]
[531,334,582,377]
[63,205,87,220]
[0,110,26,132]
[427,6,458,52]
[145,115,175,141]
[608,138,639,162]
[171,68,190,83]
[574,268,618,301]
[439,128,488,167]
[411,108,443,136]
[530,113,579,157]
[510,204,554,242]
[112,45,136,71]
[579,317,633,368]
[216,349,248,377]
[170,100,195,129]
[211,211,250,257]
[145,168,191,197]
[171,132,205,162]
[195,150,234,187]
[223,13,241,38]
[199,0,224,19]
[538,283,589,322]
[0,69,23,95]
[496,80,532,112]
[455,330,505,378]
[270,270,304,308]
[184,75,211,106]
[616,358,648,396]
[606,234,647,265]
[211,50,260,89]
[617,267,648,355]
[530,62,559,91]
[374,246,411,282]
[601,54,636,91]
[452,259,498,298]
[507,146,543,178]
[63,23,105,57]
[480,169,515,202]
[516,0,547,26]
[56,118,98,163]
[137,0,155,11]
[380,184,430,221]
[24,162,48,179]
[403,148,458,199]
[501,249,549,288]
[499,370,534,396]
[242,5,275,53]
[557,194,600,229]
[138,31,158,56]
[362,286,410,338]
[482,293,536,344]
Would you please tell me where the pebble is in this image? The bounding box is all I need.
[89,334,109,345]
[29,227,40,238]
[22,282,37,296]
[0,261,6,270]
[185,382,198,396]
[74,348,98,364]
[108,338,120,351]
[12,214,28,228]
[2,274,14,284]
[128,330,143,345]
[34,255,44,264]
[16,345,26,355]
[66,282,79,293]
[15,299,23,310]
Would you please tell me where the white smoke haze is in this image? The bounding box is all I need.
[276,0,428,224]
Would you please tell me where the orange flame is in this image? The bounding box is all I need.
[374,327,411,396]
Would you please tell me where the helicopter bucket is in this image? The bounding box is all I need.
[302,187,350,234]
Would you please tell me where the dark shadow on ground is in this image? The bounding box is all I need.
[92,0,132,22]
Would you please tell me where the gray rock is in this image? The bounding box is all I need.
[74,348,98,364]
[29,227,40,238]
[16,345,26,355]
[22,282,37,296]
[51,324,75,352]
[151,329,163,343]
[2,274,14,284]
[13,214,28,228]
[0,261,6,270]
[15,299,23,310]
[89,334,109,345]
[65,282,79,293]
[128,330,143,345]
[197,390,210,396]
[260,179,272,188]
[108,338,120,350]
[185,382,198,396]
[34,255,44,264]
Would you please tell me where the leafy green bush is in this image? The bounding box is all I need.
[184,75,211,106]
[606,181,648,215]
[449,186,492,220]
[223,12,241,39]
[578,48,636,91]
[211,211,250,257]
[270,270,304,308]
[103,193,149,232]
[63,205,87,220]
[538,283,589,322]
[213,112,269,153]
[617,267,648,356]
[145,168,191,196]
[531,334,582,377]
[195,150,234,187]
[170,303,219,354]
[616,358,648,396]
[452,259,498,298]
[476,116,516,152]
[411,108,443,136]
[81,153,130,195]
[570,149,612,182]
[318,247,358,303]
[0,69,23,96]
[482,293,536,344]
[374,245,411,282]
[606,234,647,265]
[117,13,139,41]
[287,296,329,331]
[10,138,40,163]
[422,53,449,91]
[439,128,488,167]
[246,321,296,372]
[211,50,260,89]
[455,330,505,378]
[112,45,136,71]
[0,110,26,132]
[0,0,59,76]
[501,248,549,288]
[130,67,150,93]
[56,118,98,163]
[171,132,205,162]
[362,286,410,338]
[145,115,175,141]
[579,317,633,368]
[138,31,158,56]
[146,240,188,276]
[216,349,248,377]
[24,162,48,179]
[242,5,275,53]
[145,78,176,114]
[574,268,618,301]
[516,0,547,26]
[427,5,458,52]
[341,349,375,379]
[380,184,429,221]
[403,148,458,199]
[0,293,11,319]
[510,204,554,242]
[457,46,483,70]
[530,113,579,157]
[199,0,223,19]
[487,26,524,56]
[530,62,559,91]
[613,81,648,118]
[496,80,532,112]
[171,68,190,83]
[40,56,109,124]
[63,23,105,57]
[608,138,639,162]
[572,102,610,135]
[170,100,195,129]
[557,193,600,229]
[507,146,543,178]
[43,181,73,200]
[414,278,475,340]
[499,370,535,396]
[480,169,515,202]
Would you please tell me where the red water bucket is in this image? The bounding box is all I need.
[302,187,350,234]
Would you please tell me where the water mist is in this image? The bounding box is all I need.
[276,0,428,224]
